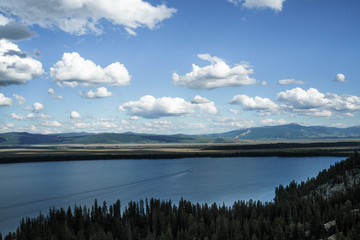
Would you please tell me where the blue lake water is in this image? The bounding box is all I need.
[0,156,343,234]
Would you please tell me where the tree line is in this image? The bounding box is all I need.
[2,152,360,240]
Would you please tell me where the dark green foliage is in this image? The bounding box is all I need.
[5,153,360,239]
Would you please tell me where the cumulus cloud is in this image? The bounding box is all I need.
[0,93,13,107]
[70,111,81,119]
[172,54,256,90]
[229,94,279,115]
[228,0,286,11]
[10,112,51,121]
[334,73,346,82]
[227,87,360,119]
[79,87,113,99]
[48,88,63,99]
[0,0,176,35]
[120,95,220,119]
[119,95,195,119]
[277,88,329,109]
[32,102,44,112]
[278,79,305,85]
[50,52,131,87]
[0,40,44,86]
[325,93,360,112]
[277,87,360,117]
[191,95,218,114]
[10,113,26,120]
[12,94,26,105]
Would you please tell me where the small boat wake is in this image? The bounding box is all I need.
[0,169,192,211]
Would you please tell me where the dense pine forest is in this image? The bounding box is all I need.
[2,153,360,240]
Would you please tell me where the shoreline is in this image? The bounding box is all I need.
[1,141,358,164]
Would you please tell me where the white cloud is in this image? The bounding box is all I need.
[344,112,354,117]
[91,121,117,129]
[26,113,51,119]
[278,79,305,85]
[79,87,113,99]
[277,88,329,109]
[12,94,26,105]
[120,95,220,119]
[229,94,279,115]
[334,73,346,82]
[0,123,14,132]
[144,120,174,129]
[119,95,195,119]
[212,117,255,129]
[41,120,61,127]
[191,95,218,114]
[11,112,51,120]
[0,93,13,107]
[48,88,55,95]
[277,87,360,117]
[0,40,44,86]
[33,102,44,112]
[68,121,119,132]
[10,113,26,120]
[48,88,63,99]
[0,14,10,26]
[172,54,256,90]
[74,123,89,129]
[70,111,81,119]
[261,118,289,126]
[97,117,117,122]
[229,109,238,114]
[50,52,131,87]
[325,93,360,112]
[301,109,332,117]
[228,0,286,11]
[0,0,176,35]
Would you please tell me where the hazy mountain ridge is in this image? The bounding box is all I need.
[1,124,360,145]
[218,124,360,140]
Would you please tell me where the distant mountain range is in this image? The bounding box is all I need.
[1,124,360,145]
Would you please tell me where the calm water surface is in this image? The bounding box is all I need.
[0,156,343,234]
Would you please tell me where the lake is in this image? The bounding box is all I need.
[0,156,343,234]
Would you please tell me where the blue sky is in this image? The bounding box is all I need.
[0,0,359,134]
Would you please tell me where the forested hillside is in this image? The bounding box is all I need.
[2,153,360,240]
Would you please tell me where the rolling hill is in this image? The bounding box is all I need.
[1,124,360,145]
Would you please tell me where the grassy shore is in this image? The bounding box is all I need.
[1,140,359,164]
